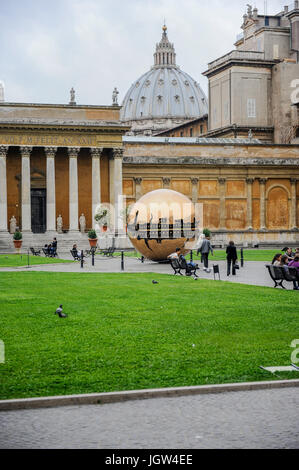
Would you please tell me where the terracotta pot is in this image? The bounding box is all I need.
[88,238,98,247]
[101,226,108,233]
[13,240,22,253]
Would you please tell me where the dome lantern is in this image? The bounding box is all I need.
[154,24,176,67]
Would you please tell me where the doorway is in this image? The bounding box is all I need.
[31,189,46,233]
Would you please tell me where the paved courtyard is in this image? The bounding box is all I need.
[0,388,298,449]
[0,254,295,290]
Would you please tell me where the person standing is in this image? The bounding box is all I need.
[199,237,213,270]
[226,241,238,276]
[52,237,57,256]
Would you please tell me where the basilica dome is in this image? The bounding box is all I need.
[120,25,208,135]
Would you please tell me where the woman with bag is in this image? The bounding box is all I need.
[226,241,238,276]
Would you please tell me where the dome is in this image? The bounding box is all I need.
[120,26,208,135]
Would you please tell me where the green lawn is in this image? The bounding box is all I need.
[0,254,72,268]
[114,249,280,263]
[0,272,298,400]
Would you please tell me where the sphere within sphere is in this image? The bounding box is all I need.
[127,189,198,261]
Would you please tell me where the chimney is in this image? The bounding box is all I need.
[284,5,289,14]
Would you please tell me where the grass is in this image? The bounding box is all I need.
[114,249,281,263]
[0,254,72,268]
[0,272,298,400]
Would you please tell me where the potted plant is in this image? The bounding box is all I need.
[13,230,23,252]
[88,229,98,247]
[94,206,111,232]
[203,228,211,239]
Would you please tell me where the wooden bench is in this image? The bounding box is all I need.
[30,247,41,256]
[70,249,83,261]
[100,247,115,257]
[170,258,199,277]
[170,258,183,276]
[266,265,299,289]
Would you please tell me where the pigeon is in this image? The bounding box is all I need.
[152,280,159,284]
[55,305,67,318]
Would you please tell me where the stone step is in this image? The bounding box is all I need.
[0,232,133,253]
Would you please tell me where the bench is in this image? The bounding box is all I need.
[84,246,97,257]
[70,249,83,261]
[266,265,299,289]
[170,258,199,277]
[170,259,183,276]
[30,247,41,256]
[100,247,115,257]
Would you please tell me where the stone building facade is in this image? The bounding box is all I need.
[203,3,299,144]
[0,102,129,249]
[122,136,299,245]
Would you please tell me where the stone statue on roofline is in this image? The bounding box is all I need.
[69,87,76,105]
[112,87,119,106]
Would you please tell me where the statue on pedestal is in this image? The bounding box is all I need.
[9,216,17,234]
[57,215,63,234]
[79,213,86,233]
[112,87,119,106]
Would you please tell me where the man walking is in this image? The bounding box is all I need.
[199,236,213,270]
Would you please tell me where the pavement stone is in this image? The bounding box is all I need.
[0,255,295,290]
[0,388,298,449]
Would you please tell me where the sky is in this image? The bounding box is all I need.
[0,0,285,106]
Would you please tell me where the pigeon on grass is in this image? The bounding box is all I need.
[152,280,159,284]
[55,305,67,318]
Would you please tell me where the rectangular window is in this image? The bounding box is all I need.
[190,128,193,137]
[247,98,256,118]
[180,131,184,137]
[200,125,203,134]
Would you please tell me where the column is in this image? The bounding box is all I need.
[90,148,103,228]
[45,147,57,232]
[109,155,115,206]
[218,178,226,230]
[290,178,298,230]
[20,146,32,232]
[68,147,80,231]
[134,177,142,201]
[246,178,254,230]
[259,178,267,231]
[113,148,124,233]
[191,178,199,204]
[0,146,8,232]
[162,177,171,189]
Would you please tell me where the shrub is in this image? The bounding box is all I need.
[88,229,97,239]
[13,231,22,241]
[203,228,211,238]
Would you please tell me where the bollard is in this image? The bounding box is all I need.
[241,248,244,268]
[27,249,30,269]
[121,251,124,271]
[141,256,144,264]
[81,250,84,269]
[190,250,193,263]
[92,249,95,267]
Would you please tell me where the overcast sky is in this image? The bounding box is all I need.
[0,0,285,106]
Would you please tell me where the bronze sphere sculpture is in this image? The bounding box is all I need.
[127,189,199,261]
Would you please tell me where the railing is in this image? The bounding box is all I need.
[208,50,265,70]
